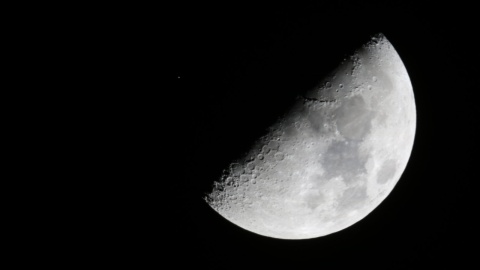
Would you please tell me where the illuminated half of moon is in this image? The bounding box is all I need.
[205,33,416,240]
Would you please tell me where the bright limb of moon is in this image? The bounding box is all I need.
[205,33,416,240]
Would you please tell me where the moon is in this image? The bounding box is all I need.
[205,33,416,240]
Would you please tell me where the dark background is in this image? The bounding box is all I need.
[163,2,476,267]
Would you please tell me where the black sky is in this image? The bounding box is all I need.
[164,2,477,267]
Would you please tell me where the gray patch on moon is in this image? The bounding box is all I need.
[337,185,368,211]
[307,107,334,135]
[335,96,374,140]
[309,173,330,188]
[307,111,325,134]
[304,191,325,210]
[375,69,394,95]
[377,159,397,184]
[321,140,369,184]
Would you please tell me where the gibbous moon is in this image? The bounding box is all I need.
[205,33,416,239]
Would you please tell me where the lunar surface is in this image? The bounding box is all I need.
[205,33,416,239]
